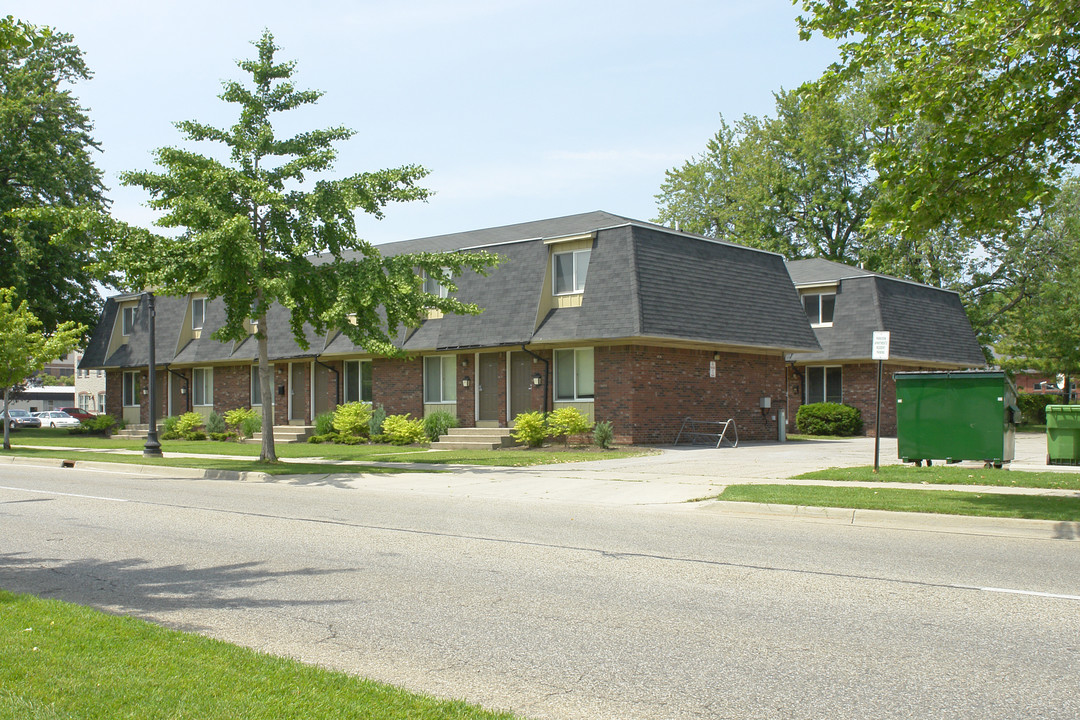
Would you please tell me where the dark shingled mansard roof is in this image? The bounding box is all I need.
[785,258,986,366]
[80,211,821,370]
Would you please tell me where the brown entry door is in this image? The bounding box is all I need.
[478,353,500,423]
[509,351,533,420]
[290,362,306,422]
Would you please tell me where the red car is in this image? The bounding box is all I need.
[59,407,96,422]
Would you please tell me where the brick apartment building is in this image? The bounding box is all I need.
[80,212,985,442]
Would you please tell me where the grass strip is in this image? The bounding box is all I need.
[0,448,424,476]
[794,464,1080,490]
[0,589,521,720]
[718,484,1080,522]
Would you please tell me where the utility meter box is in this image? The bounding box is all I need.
[894,370,1019,468]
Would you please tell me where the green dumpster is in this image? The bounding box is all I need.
[895,371,1019,467]
[1046,405,1080,466]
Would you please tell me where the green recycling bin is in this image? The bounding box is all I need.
[895,371,1019,467]
[1046,405,1080,466]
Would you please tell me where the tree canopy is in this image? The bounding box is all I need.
[797,0,1080,239]
[0,21,108,334]
[656,83,878,264]
[113,31,498,461]
[0,287,83,450]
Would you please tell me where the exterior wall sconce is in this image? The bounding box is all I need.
[713,352,720,361]
[462,376,471,388]
[532,372,543,387]
[179,388,186,395]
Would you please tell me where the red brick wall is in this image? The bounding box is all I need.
[373,357,423,418]
[212,365,251,416]
[594,345,787,444]
[105,371,123,420]
[457,354,475,426]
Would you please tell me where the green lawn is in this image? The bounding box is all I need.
[5,429,651,468]
[0,589,522,720]
[794,464,1080,490]
[0,447,422,476]
[718,484,1080,522]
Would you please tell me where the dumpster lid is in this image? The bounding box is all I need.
[894,370,1003,380]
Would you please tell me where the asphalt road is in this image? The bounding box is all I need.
[2,462,1079,719]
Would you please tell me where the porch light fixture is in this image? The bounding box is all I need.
[462,376,471,388]
[532,372,543,387]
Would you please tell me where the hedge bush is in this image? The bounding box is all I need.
[380,413,426,445]
[547,406,593,446]
[225,407,261,439]
[1016,393,1062,425]
[70,414,122,436]
[332,402,372,439]
[796,402,863,436]
[511,411,547,448]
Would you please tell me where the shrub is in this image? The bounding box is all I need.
[369,404,387,437]
[1016,393,1061,425]
[332,402,372,438]
[381,413,426,445]
[205,411,225,435]
[70,414,121,436]
[593,420,614,449]
[314,411,335,437]
[185,430,207,441]
[207,432,229,442]
[511,411,548,448]
[158,415,180,440]
[547,406,593,446]
[796,402,863,436]
[175,412,204,436]
[224,408,261,439]
[422,410,459,442]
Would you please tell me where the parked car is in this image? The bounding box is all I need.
[3,409,42,430]
[36,410,81,428]
[59,407,95,422]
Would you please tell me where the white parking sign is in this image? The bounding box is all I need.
[872,331,891,361]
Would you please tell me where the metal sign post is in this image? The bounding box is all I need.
[871,331,890,473]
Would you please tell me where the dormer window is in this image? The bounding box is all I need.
[803,293,835,327]
[191,297,206,330]
[554,249,590,295]
[422,270,449,298]
[121,306,135,336]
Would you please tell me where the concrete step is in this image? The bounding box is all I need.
[250,426,315,444]
[433,426,519,450]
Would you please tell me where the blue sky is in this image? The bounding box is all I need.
[10,1,840,244]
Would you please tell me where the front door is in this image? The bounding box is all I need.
[478,353,500,425]
[313,363,332,417]
[290,362,307,423]
[509,351,533,421]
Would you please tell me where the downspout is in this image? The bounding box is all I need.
[314,358,341,407]
[165,365,190,413]
[520,345,550,415]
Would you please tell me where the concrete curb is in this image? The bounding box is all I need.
[701,500,1080,541]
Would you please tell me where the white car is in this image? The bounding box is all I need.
[36,410,82,428]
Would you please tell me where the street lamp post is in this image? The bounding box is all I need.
[143,291,162,457]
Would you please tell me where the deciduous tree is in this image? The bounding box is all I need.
[797,0,1080,239]
[0,21,108,334]
[114,32,498,462]
[0,287,84,450]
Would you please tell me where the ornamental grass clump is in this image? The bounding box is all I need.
[593,420,614,448]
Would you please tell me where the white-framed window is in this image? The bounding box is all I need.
[121,305,135,336]
[422,270,449,299]
[343,360,372,403]
[553,249,590,295]
[97,392,106,413]
[250,364,273,405]
[191,297,206,330]
[423,356,457,404]
[803,293,836,327]
[122,371,140,407]
[78,393,93,412]
[806,366,842,404]
[554,348,595,401]
[192,367,213,406]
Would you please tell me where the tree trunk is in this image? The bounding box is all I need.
[257,315,276,462]
[2,387,10,451]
